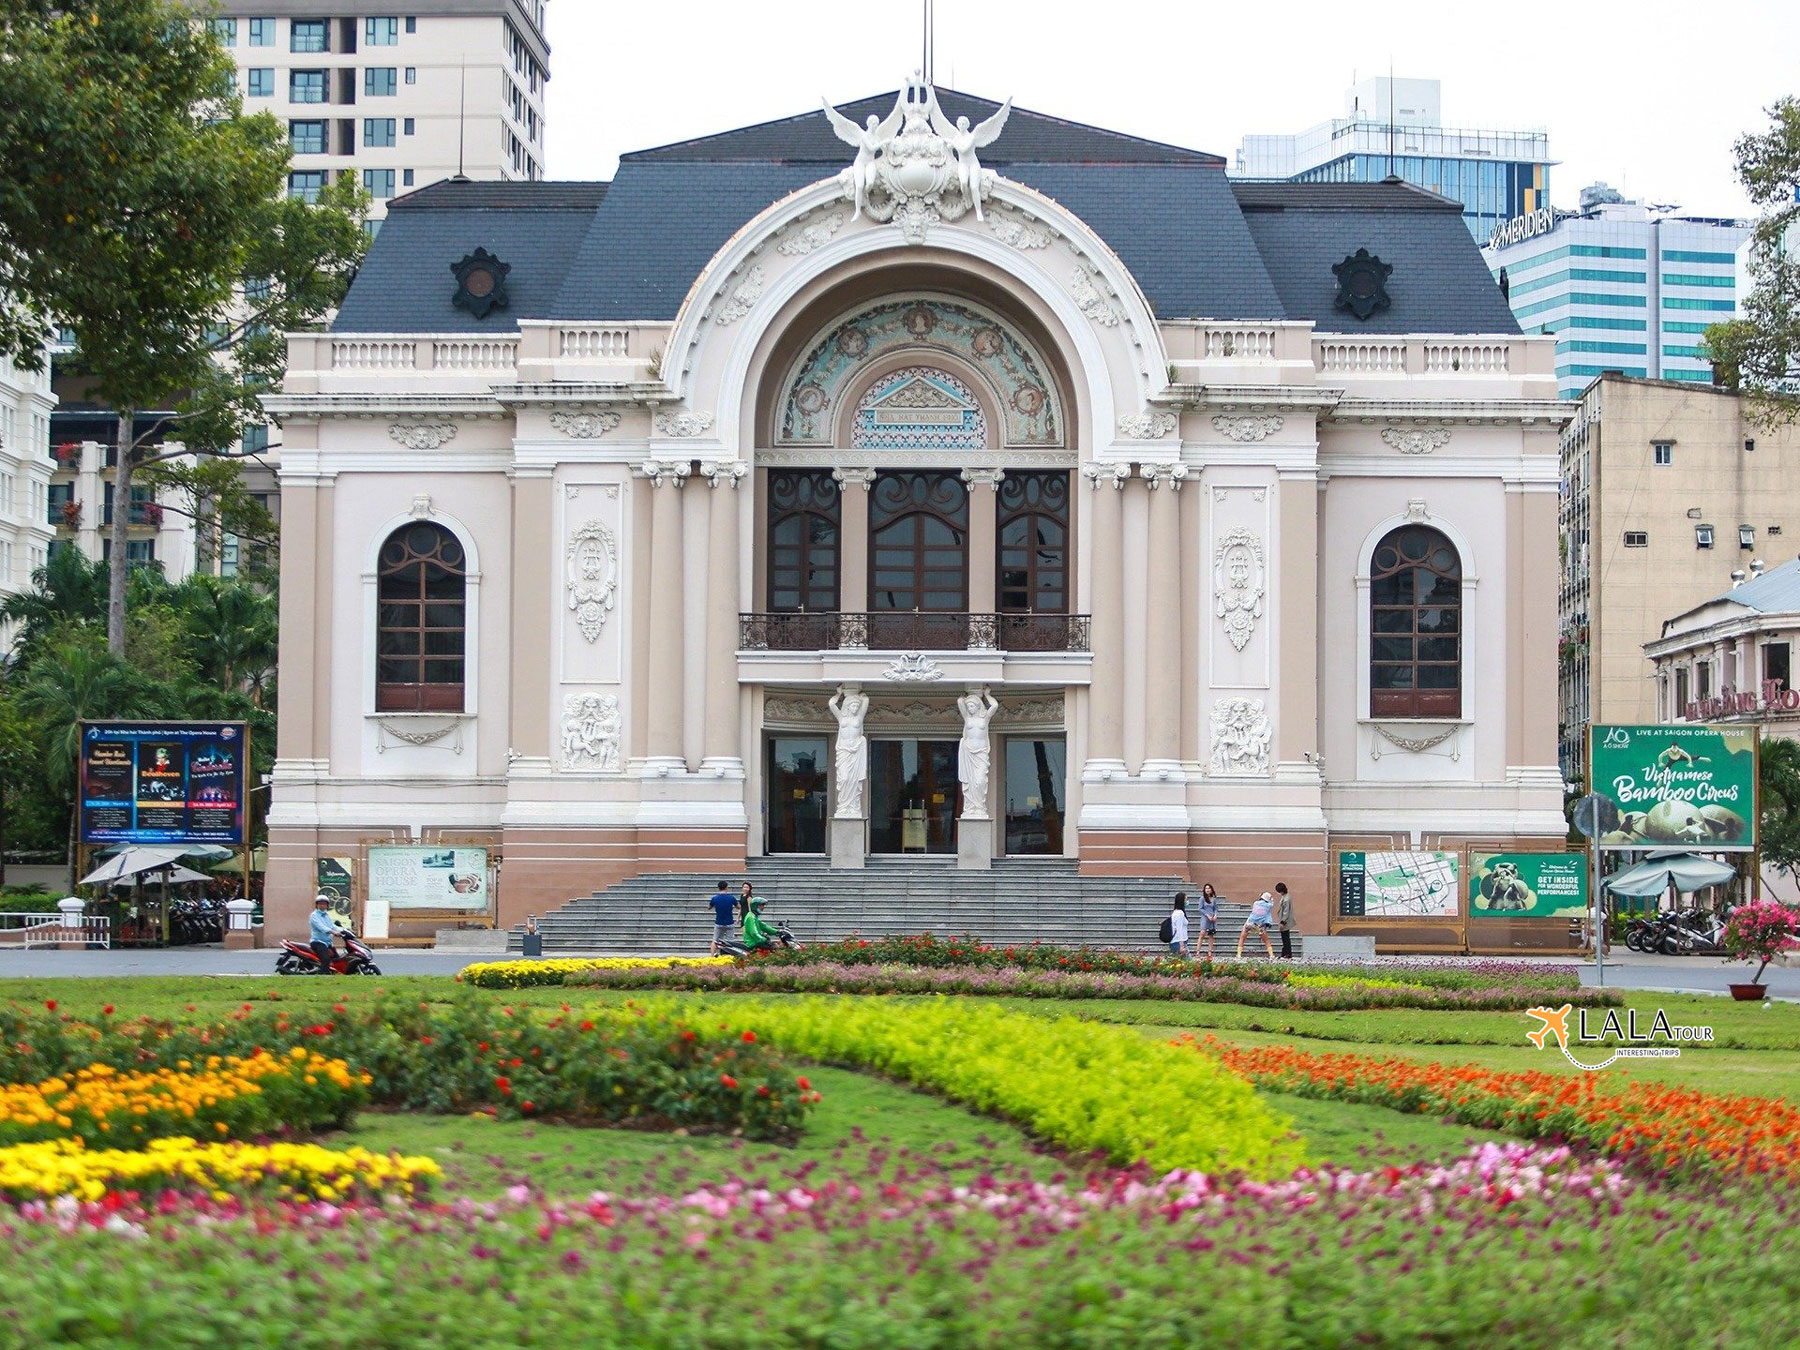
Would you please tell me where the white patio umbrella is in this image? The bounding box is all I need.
[107,864,211,887]
[79,846,192,886]
[1602,852,1739,898]
[95,842,234,861]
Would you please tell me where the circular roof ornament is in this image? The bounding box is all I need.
[1332,248,1393,321]
[450,247,512,320]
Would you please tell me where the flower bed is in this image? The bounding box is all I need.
[0,997,816,1142]
[1186,1035,1800,1181]
[0,1136,437,1204]
[644,995,1301,1177]
[0,1049,367,1148]
[0,1142,1789,1346]
[554,958,1620,1010]
[460,955,733,989]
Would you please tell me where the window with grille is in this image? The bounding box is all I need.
[376,523,466,712]
[1369,525,1462,718]
[1623,531,1648,547]
[996,471,1069,612]
[766,471,840,612]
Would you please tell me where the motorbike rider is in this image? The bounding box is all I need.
[740,895,779,953]
[309,894,340,973]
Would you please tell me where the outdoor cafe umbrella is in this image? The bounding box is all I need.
[106,864,211,887]
[79,845,192,886]
[1602,852,1740,899]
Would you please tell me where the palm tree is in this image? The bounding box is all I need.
[13,639,167,890]
[0,548,109,657]
[169,575,279,702]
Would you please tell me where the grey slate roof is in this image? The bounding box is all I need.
[330,93,1516,335]
[1232,181,1521,335]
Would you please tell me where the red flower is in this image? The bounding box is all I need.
[740,1031,757,1043]
[796,1076,811,1091]
[495,1076,512,1094]
[682,1031,696,1042]
[478,1041,489,1051]
[521,1100,536,1113]
[43,1000,55,1012]
[719,1073,738,1089]
[757,1085,771,1098]
[101,1005,114,1015]
[580,1020,595,1032]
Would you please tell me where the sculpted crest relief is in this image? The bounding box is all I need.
[561,693,622,772]
[1213,526,1266,653]
[565,521,619,643]
[1209,697,1273,777]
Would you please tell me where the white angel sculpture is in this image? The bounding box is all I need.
[929,95,1011,221]
[821,93,905,221]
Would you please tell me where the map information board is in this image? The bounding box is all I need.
[1338,850,1460,919]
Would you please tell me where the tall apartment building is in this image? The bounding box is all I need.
[0,350,59,619]
[1485,184,1751,400]
[209,3,551,221]
[1558,373,1800,777]
[1234,77,1553,244]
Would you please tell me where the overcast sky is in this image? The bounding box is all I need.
[541,0,1798,219]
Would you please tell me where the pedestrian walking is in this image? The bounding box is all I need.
[1237,890,1277,960]
[1274,882,1294,959]
[1161,892,1190,958]
[1197,883,1219,961]
[706,879,737,955]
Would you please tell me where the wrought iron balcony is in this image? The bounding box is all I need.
[739,611,1090,654]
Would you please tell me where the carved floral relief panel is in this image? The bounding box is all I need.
[1207,485,1273,691]
[558,480,626,689]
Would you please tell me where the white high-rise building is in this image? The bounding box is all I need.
[208,3,551,221]
[1484,184,1751,400]
[0,349,60,615]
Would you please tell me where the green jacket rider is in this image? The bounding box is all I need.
[741,897,777,949]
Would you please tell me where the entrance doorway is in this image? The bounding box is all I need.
[1003,737,1066,855]
[869,740,959,854]
[766,737,828,854]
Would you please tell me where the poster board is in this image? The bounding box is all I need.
[315,857,354,930]
[1337,850,1460,919]
[1587,724,1756,850]
[78,721,249,846]
[367,845,490,913]
[1467,852,1590,919]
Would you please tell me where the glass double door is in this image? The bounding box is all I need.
[869,740,959,854]
[766,737,828,854]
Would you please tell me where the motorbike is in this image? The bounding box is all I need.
[276,927,382,976]
[716,913,796,957]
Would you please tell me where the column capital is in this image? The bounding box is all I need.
[960,466,1006,492]
[1140,462,1188,491]
[1082,462,1130,490]
[831,466,877,490]
[637,458,692,487]
[701,460,747,489]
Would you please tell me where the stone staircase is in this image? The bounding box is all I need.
[510,857,1304,957]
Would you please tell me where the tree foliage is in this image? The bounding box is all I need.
[0,1,367,650]
[1706,97,1800,425]
[1759,735,1800,880]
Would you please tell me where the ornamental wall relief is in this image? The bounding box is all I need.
[1209,697,1272,777]
[989,211,1054,250]
[1116,411,1178,440]
[715,265,765,325]
[1381,426,1452,455]
[561,692,621,772]
[548,411,621,439]
[1213,525,1266,653]
[653,411,714,438]
[777,210,844,256]
[1211,414,1284,443]
[1068,262,1122,327]
[388,423,458,450]
[565,521,619,643]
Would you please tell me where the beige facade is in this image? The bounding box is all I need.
[1559,375,1800,776]
[212,2,550,215]
[263,87,1569,945]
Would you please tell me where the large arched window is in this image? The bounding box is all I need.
[376,521,466,711]
[868,471,967,649]
[1369,525,1462,718]
[997,471,1069,613]
[767,470,840,612]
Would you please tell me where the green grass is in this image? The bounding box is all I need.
[1261,1090,1508,1168]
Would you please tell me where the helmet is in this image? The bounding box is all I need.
[749,897,765,912]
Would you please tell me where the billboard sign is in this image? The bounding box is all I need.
[1468,852,1590,919]
[1338,850,1459,919]
[78,721,248,846]
[367,846,490,912]
[1587,724,1756,851]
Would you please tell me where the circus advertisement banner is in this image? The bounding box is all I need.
[1587,725,1756,851]
[1467,853,1590,919]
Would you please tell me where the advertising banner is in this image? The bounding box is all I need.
[1468,852,1590,919]
[315,857,354,929]
[367,846,489,912]
[78,722,248,846]
[1587,725,1757,850]
[1338,850,1460,919]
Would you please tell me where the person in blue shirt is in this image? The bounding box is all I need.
[309,894,340,974]
[707,880,737,954]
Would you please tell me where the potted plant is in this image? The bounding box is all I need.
[59,499,81,528]
[1721,900,1799,1000]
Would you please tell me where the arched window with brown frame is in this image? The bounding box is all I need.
[1369,525,1462,718]
[767,470,840,612]
[376,521,466,712]
[996,471,1069,613]
[868,470,968,649]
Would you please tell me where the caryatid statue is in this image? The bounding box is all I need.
[956,686,1000,820]
[828,683,870,819]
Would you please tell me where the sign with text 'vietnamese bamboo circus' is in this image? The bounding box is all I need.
[1587,725,1757,851]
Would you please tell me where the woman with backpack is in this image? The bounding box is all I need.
[1161,892,1190,959]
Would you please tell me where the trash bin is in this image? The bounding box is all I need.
[521,932,543,958]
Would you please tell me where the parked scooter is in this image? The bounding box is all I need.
[276,927,381,976]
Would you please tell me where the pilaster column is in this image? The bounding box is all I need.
[1277,472,1321,765]
[643,459,689,772]
[1082,462,1128,773]
[702,462,746,773]
[1141,463,1185,774]
[682,470,710,772]
[832,467,874,624]
[962,467,1003,617]
[508,470,554,762]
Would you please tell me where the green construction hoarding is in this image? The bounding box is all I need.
[1587,724,1757,851]
[1468,853,1590,919]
